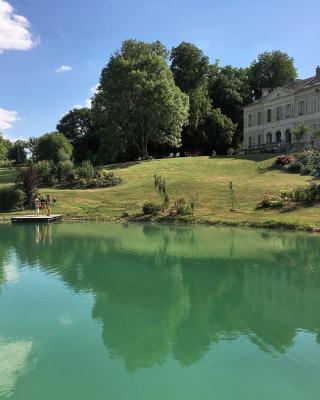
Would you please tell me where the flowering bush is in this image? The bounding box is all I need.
[274,154,295,166]
[257,194,284,208]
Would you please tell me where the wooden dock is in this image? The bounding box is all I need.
[11,215,63,223]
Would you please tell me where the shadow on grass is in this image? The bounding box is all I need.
[103,159,156,170]
[233,153,277,162]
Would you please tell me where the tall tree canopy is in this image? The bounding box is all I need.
[92,39,189,161]
[57,107,98,162]
[208,63,251,146]
[170,42,211,152]
[249,50,297,99]
[35,132,73,163]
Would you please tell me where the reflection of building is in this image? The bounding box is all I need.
[243,67,320,150]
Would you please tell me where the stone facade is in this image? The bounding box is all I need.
[243,67,320,150]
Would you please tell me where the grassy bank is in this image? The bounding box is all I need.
[1,154,320,229]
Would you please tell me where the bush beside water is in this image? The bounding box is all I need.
[275,150,320,177]
[0,186,25,211]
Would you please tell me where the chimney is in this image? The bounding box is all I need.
[261,88,270,98]
[317,66,320,77]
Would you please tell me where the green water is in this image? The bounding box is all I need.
[0,223,320,399]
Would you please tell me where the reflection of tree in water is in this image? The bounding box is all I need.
[1,224,320,371]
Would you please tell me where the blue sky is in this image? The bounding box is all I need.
[1,0,320,140]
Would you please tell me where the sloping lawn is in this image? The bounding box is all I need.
[1,155,319,228]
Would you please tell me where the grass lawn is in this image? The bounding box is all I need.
[0,167,16,184]
[1,154,320,229]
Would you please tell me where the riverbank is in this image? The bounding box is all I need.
[1,155,320,231]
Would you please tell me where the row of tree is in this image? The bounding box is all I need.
[2,41,298,164]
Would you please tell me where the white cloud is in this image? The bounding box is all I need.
[72,104,82,110]
[0,0,35,52]
[55,65,72,73]
[0,107,18,130]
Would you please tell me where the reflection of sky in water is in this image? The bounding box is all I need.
[0,338,33,397]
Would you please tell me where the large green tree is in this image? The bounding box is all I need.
[249,50,297,99]
[8,140,27,164]
[170,42,211,152]
[93,40,189,161]
[35,132,73,163]
[203,108,236,154]
[57,107,99,162]
[208,63,251,146]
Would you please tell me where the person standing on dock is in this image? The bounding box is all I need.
[46,195,53,216]
[34,197,40,215]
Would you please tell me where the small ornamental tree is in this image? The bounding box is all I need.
[154,174,169,210]
[16,165,39,208]
[293,124,308,148]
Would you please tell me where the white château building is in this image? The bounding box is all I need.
[243,67,320,150]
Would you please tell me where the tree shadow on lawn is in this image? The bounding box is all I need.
[233,153,277,162]
[103,158,155,170]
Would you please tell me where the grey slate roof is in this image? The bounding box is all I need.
[284,75,320,92]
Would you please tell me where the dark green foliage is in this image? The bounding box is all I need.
[142,201,161,215]
[284,162,302,173]
[57,108,98,162]
[203,108,236,154]
[35,132,73,163]
[170,42,211,152]
[0,186,25,211]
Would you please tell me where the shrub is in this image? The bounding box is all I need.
[227,148,235,156]
[77,160,94,180]
[142,201,161,215]
[174,195,198,216]
[274,154,295,166]
[34,160,55,185]
[284,162,302,173]
[0,186,25,211]
[257,194,284,209]
[85,171,122,188]
[154,174,169,210]
[56,160,76,183]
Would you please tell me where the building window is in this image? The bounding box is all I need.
[285,129,292,143]
[267,109,272,122]
[258,135,262,145]
[285,104,292,118]
[267,132,272,144]
[276,107,282,120]
[257,112,261,125]
[311,98,317,113]
[298,100,305,115]
[276,131,281,143]
[248,136,252,148]
[248,114,252,127]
